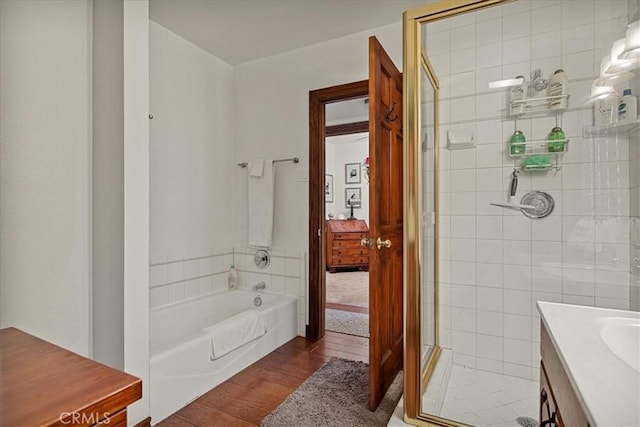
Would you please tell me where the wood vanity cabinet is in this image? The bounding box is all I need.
[0,327,142,427]
[540,322,590,427]
[325,219,369,273]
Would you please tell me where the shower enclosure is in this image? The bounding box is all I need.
[404,0,639,425]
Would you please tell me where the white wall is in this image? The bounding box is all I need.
[326,135,370,224]
[147,18,308,338]
[325,141,337,215]
[93,0,124,369]
[0,0,92,356]
[233,22,402,252]
[427,0,634,380]
[148,21,235,308]
[123,0,150,423]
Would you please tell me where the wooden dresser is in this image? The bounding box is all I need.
[0,327,142,427]
[325,219,369,273]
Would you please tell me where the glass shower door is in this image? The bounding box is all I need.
[420,53,439,382]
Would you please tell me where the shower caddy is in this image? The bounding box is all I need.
[490,75,570,218]
[507,91,570,172]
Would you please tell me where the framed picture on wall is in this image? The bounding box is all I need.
[345,187,361,208]
[345,162,361,184]
[325,174,334,202]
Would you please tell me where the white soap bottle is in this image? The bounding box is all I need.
[618,88,638,123]
[509,75,526,116]
[548,69,567,110]
[228,265,238,289]
[596,95,619,126]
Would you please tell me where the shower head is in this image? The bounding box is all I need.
[520,191,555,219]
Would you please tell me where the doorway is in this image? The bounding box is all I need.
[307,80,369,340]
[309,35,404,412]
[324,104,371,338]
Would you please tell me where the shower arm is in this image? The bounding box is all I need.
[490,201,537,210]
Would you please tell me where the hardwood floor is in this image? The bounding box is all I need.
[156,332,369,427]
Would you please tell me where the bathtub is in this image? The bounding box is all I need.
[149,290,298,423]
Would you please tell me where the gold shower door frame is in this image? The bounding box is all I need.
[402,1,511,426]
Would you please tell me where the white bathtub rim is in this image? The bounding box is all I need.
[150,318,286,361]
[149,288,295,314]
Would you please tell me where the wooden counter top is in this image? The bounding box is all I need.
[0,327,142,427]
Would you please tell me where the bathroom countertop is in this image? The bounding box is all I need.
[537,302,640,427]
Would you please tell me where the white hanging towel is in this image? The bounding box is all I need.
[203,309,266,360]
[248,159,275,248]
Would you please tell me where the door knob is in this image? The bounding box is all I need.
[376,237,392,249]
[360,238,373,248]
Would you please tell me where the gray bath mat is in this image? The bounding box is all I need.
[325,308,369,338]
[517,416,539,427]
[261,358,402,427]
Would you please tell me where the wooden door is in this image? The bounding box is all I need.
[367,36,403,411]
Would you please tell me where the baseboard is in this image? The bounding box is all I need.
[134,416,151,427]
[326,302,369,314]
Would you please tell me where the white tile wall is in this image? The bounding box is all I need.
[631,8,640,317]
[149,247,307,335]
[149,249,233,309]
[425,0,635,379]
[631,125,640,310]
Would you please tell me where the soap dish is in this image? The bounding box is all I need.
[522,154,552,171]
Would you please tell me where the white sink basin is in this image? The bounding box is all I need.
[600,317,640,372]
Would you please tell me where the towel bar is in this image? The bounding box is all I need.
[238,157,299,168]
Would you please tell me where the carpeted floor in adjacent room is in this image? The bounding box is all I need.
[325,271,369,337]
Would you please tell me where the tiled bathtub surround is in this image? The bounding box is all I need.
[149,250,234,309]
[425,0,637,380]
[149,248,307,336]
